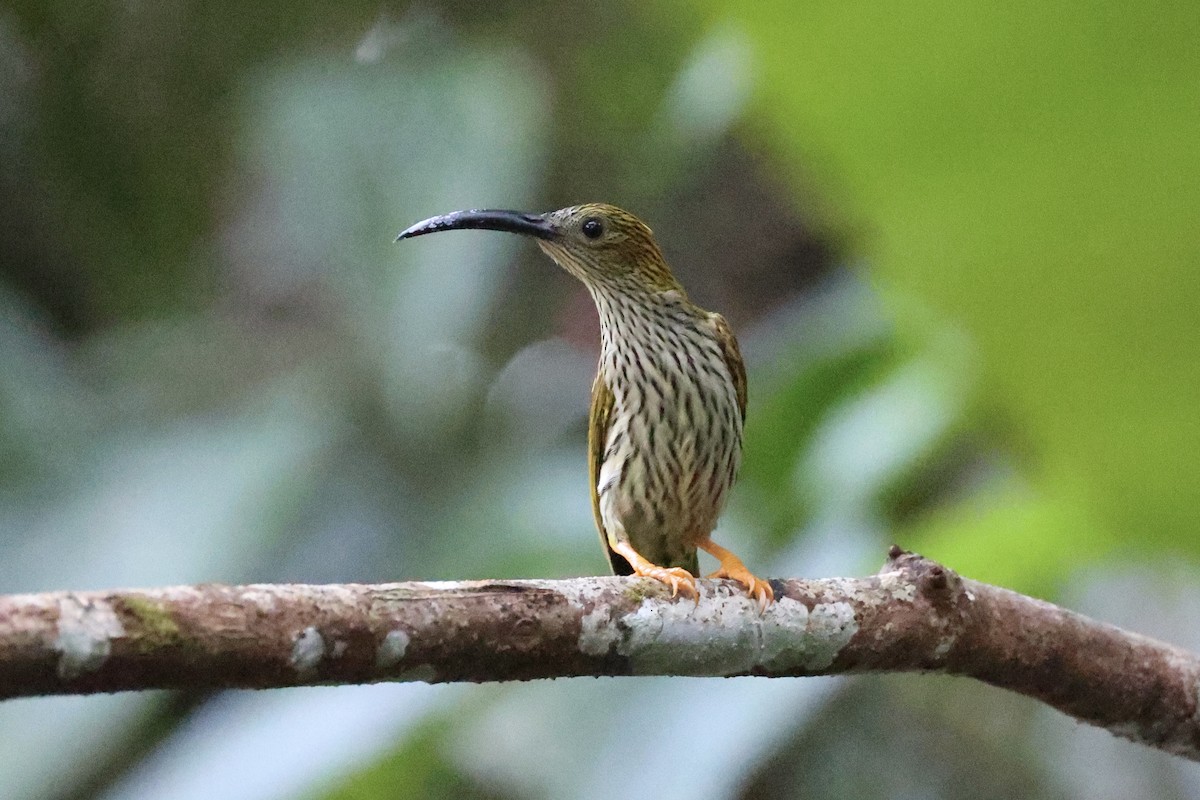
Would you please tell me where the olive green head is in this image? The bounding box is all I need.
[396,203,682,295]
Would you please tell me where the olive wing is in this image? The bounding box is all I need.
[588,370,632,575]
[711,312,747,421]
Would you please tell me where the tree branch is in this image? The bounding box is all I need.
[2,548,1198,761]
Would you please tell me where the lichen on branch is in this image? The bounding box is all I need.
[1,549,1198,762]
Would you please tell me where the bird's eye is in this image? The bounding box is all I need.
[581,217,604,239]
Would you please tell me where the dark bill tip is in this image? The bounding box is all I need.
[395,209,556,243]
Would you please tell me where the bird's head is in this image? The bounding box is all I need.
[396,203,682,295]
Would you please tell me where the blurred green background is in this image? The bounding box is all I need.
[1,1,1198,798]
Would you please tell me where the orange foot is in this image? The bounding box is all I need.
[609,541,698,601]
[697,537,774,612]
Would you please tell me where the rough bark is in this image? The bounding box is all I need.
[1,549,1198,761]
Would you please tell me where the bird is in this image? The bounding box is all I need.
[396,204,773,609]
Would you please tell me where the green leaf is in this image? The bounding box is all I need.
[715,0,1200,564]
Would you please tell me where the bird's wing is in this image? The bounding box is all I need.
[588,369,632,575]
[711,312,747,420]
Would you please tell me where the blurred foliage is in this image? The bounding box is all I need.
[743,676,1061,800]
[320,712,513,800]
[713,0,1200,584]
[0,0,1197,798]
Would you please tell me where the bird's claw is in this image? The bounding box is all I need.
[708,566,774,613]
[609,542,700,603]
[641,565,698,602]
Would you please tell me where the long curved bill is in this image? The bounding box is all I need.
[395,209,557,242]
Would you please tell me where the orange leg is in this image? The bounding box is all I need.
[697,537,774,611]
[609,541,698,602]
